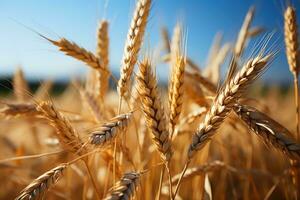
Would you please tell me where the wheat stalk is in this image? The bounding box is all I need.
[234,104,300,160]
[89,112,133,146]
[136,59,172,162]
[118,0,151,97]
[15,163,67,200]
[171,161,225,184]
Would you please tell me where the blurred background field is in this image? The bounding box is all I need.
[1,1,300,200]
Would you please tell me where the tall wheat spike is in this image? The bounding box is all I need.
[173,54,271,198]
[188,54,271,159]
[170,23,182,66]
[169,55,186,139]
[96,20,110,98]
[284,6,299,139]
[234,6,255,57]
[118,0,151,97]
[161,26,171,53]
[136,59,172,162]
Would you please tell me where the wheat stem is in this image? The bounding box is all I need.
[294,74,299,140]
[156,167,165,200]
[173,160,190,199]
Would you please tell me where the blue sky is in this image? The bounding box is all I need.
[0,0,298,84]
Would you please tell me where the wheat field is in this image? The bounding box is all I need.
[0,0,300,199]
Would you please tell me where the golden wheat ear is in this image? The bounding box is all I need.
[104,172,140,200]
[188,53,271,159]
[89,112,133,147]
[40,33,107,73]
[36,101,87,156]
[169,55,186,139]
[284,6,300,140]
[96,20,110,98]
[15,163,68,200]
[285,6,299,75]
[234,104,300,160]
[118,0,151,98]
[136,58,172,162]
